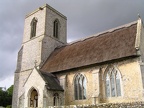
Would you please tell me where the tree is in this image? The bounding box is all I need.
[7,85,13,96]
[0,85,13,107]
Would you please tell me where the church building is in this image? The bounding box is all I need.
[12,4,144,108]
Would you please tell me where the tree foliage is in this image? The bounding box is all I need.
[7,85,13,96]
[0,85,13,107]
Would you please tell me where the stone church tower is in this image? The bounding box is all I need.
[12,4,67,108]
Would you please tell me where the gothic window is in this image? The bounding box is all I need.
[53,19,59,38]
[30,17,37,38]
[53,93,59,106]
[105,66,121,97]
[74,73,86,100]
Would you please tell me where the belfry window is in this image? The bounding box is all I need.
[53,19,59,38]
[105,66,121,97]
[30,17,37,38]
[74,73,86,100]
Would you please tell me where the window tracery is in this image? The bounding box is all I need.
[105,66,121,97]
[74,73,86,100]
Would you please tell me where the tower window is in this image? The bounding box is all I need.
[53,19,59,38]
[30,17,37,38]
[105,66,122,97]
[74,73,86,100]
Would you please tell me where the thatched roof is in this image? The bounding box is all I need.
[41,21,138,73]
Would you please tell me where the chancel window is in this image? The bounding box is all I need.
[105,66,121,97]
[30,17,37,38]
[53,19,59,38]
[74,73,86,100]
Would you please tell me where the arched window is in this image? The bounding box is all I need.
[53,19,59,38]
[53,93,59,106]
[30,17,37,38]
[105,66,122,97]
[74,73,86,100]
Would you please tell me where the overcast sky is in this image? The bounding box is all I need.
[0,0,144,89]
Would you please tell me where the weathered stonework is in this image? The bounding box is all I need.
[55,58,143,105]
[24,68,46,107]
[48,102,144,108]
[13,4,67,108]
[45,6,67,43]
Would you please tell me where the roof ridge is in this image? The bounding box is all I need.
[68,20,137,46]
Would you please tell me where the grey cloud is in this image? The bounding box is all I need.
[0,22,23,52]
[0,51,17,81]
[65,0,144,40]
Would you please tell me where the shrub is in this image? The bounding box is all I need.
[6,105,11,108]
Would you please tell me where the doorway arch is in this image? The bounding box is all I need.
[29,88,38,107]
